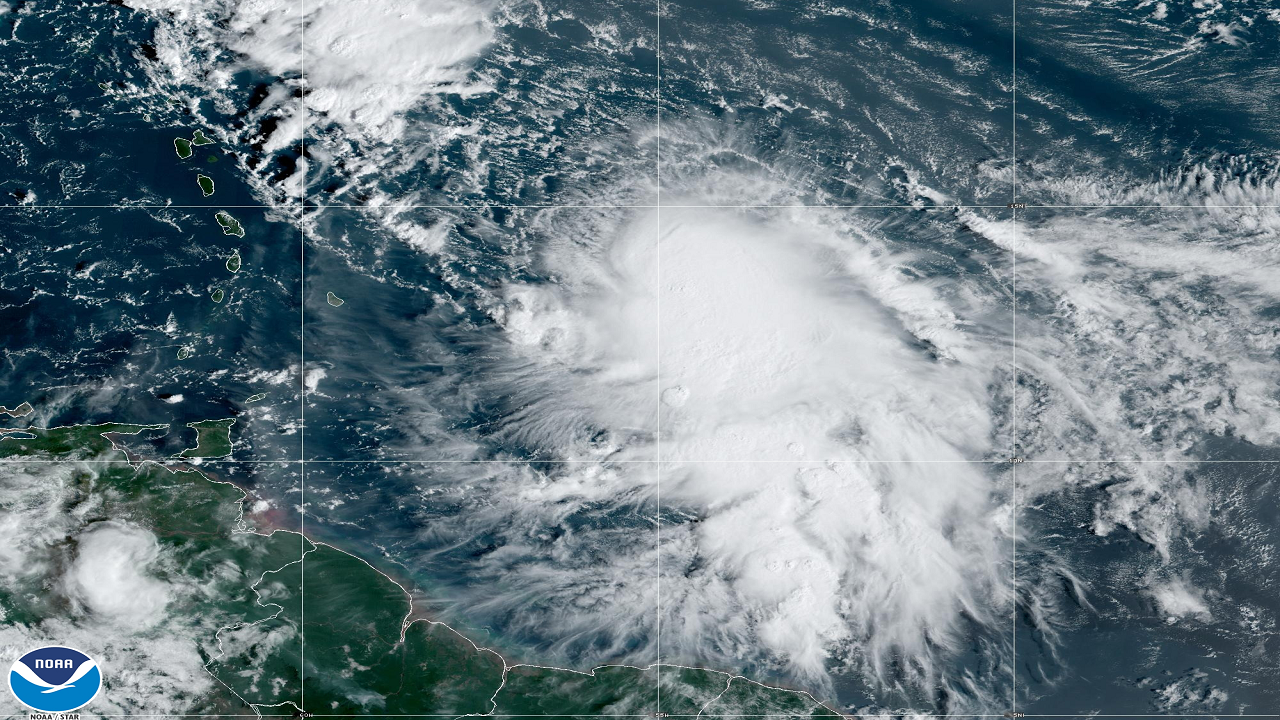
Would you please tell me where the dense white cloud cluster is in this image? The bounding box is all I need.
[65,523,172,629]
[125,0,493,202]
[453,164,1014,704]
[0,465,214,715]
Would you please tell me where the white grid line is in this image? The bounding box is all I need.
[3,458,1278,464]
[1010,0,1019,711]
[307,203,1280,209]
[655,0,664,712]
[0,205,291,208]
[299,0,308,711]
[5,456,1274,461]
[7,203,1280,210]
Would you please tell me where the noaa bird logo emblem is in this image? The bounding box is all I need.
[8,646,101,713]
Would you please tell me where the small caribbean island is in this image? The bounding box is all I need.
[215,211,245,238]
[0,421,842,717]
[174,129,214,160]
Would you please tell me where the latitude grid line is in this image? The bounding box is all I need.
[7,203,1280,209]
[3,459,1277,464]
[8,203,1280,208]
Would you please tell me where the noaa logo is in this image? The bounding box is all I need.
[7,646,101,713]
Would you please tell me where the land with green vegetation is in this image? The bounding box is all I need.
[0,422,166,459]
[191,129,214,146]
[177,418,236,458]
[245,392,267,403]
[174,137,193,159]
[0,401,33,418]
[326,291,344,307]
[0,431,298,714]
[177,346,192,360]
[226,250,242,273]
[197,174,215,197]
[215,211,245,238]
[211,288,225,303]
[0,423,840,717]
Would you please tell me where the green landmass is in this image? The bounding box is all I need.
[326,291,344,307]
[226,250,242,273]
[174,137,193,159]
[191,129,214,146]
[215,211,245,238]
[0,448,301,713]
[211,288,225,303]
[0,427,841,717]
[177,346,192,360]
[296,547,507,714]
[207,154,218,163]
[245,393,267,403]
[177,418,236,458]
[0,422,165,460]
[197,174,215,197]
[0,401,33,418]
[495,664,657,714]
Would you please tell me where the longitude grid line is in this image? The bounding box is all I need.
[299,0,308,712]
[1010,0,1018,710]
[655,0,663,712]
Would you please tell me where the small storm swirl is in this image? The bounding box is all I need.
[0,466,214,715]
[65,522,172,629]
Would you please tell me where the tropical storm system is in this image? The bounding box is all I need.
[1,0,1279,717]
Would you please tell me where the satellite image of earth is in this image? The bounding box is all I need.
[1,0,1280,716]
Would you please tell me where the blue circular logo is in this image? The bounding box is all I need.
[8,646,102,712]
